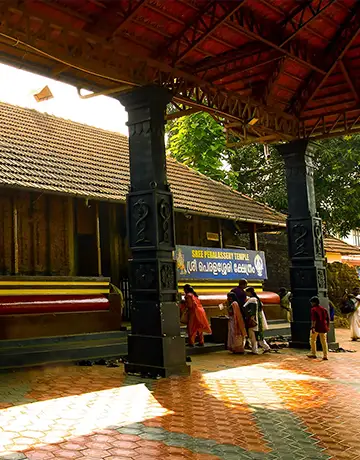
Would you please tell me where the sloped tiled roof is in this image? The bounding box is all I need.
[324,236,360,256]
[0,102,285,226]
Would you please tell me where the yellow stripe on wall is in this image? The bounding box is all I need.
[0,281,109,286]
[177,281,262,286]
[0,289,108,296]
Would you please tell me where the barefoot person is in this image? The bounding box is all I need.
[308,296,330,360]
[244,287,271,354]
[226,292,247,354]
[183,284,211,347]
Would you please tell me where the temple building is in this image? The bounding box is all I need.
[0,102,287,354]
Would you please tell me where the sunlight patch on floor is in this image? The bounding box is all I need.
[0,383,172,454]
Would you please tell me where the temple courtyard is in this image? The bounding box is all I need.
[0,329,359,460]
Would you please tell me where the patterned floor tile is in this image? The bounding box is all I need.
[0,329,359,459]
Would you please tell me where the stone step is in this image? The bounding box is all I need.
[0,318,292,370]
[186,342,226,355]
[0,332,128,370]
[0,330,127,349]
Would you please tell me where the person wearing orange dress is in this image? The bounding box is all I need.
[226,292,247,354]
[183,284,211,347]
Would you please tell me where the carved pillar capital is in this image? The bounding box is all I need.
[277,139,317,218]
[118,86,173,193]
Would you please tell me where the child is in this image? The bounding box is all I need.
[308,296,330,361]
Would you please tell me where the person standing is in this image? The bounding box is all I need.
[244,287,271,354]
[231,279,248,315]
[349,287,360,341]
[308,296,330,360]
[226,292,247,354]
[278,287,292,322]
[232,279,249,347]
[183,284,211,347]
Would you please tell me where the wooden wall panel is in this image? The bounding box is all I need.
[0,192,13,274]
[16,192,32,274]
[175,212,194,246]
[49,195,71,275]
[77,200,96,235]
[32,194,48,274]
[67,198,75,276]
[109,203,121,286]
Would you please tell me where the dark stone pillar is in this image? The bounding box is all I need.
[118,86,189,377]
[277,140,337,348]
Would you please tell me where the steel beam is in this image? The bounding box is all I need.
[289,3,360,115]
[0,2,298,141]
[279,0,338,46]
[340,59,360,103]
[192,41,264,74]
[158,0,247,66]
[227,8,326,75]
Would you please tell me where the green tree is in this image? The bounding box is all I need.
[167,111,360,237]
[166,112,229,183]
[327,262,360,311]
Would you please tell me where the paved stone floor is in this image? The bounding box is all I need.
[0,329,359,460]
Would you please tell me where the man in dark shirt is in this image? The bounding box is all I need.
[308,296,330,360]
[231,279,247,310]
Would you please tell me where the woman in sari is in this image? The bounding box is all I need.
[244,287,271,354]
[226,292,247,354]
[183,284,211,347]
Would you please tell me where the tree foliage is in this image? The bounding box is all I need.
[327,262,360,311]
[166,112,228,183]
[166,112,360,237]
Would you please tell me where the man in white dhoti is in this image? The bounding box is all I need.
[349,287,360,341]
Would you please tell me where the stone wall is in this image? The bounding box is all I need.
[257,231,291,292]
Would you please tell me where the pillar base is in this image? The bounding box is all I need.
[125,334,190,378]
[289,321,338,349]
[124,362,190,378]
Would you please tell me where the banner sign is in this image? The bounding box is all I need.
[175,245,267,281]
